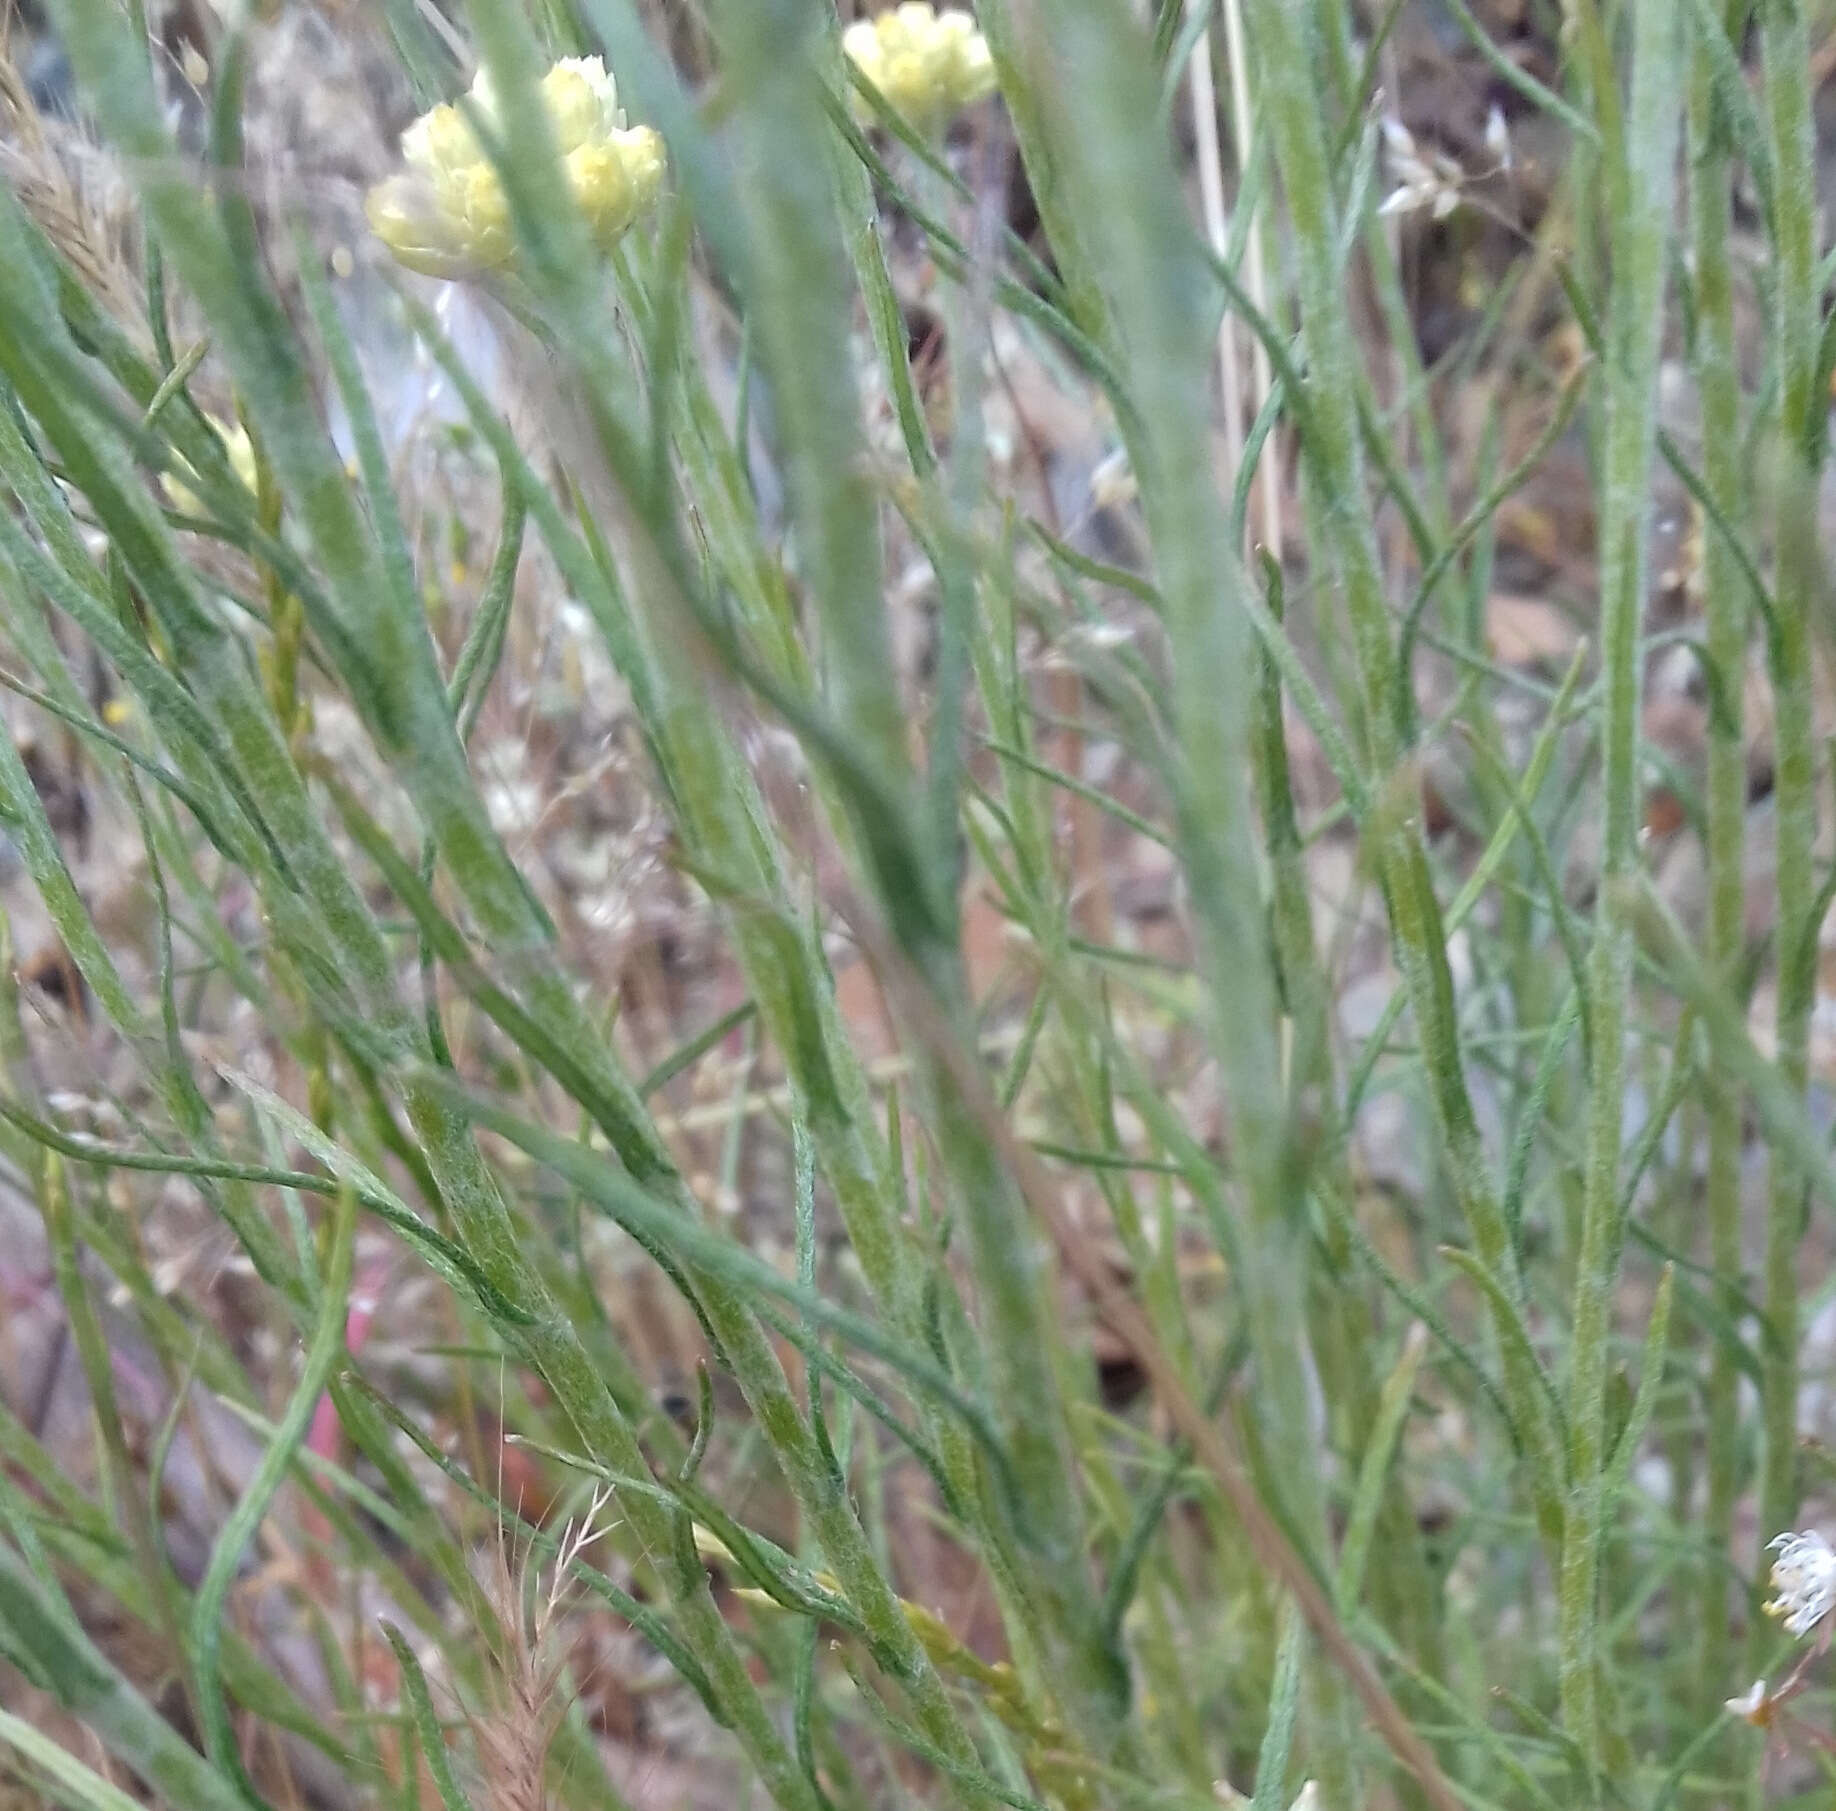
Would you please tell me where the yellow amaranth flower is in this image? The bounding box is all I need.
[843,4,996,133]
[162,417,258,516]
[367,55,665,280]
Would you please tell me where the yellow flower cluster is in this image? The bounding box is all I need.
[842,5,996,133]
[366,57,665,281]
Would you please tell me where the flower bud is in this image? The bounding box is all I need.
[844,5,997,134]
[367,55,664,281]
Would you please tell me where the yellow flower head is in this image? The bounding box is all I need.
[398,99,478,184]
[162,416,258,516]
[565,132,667,249]
[367,55,665,280]
[843,5,996,133]
[532,56,621,153]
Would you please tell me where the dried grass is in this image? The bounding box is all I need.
[472,1485,616,1811]
[0,11,142,330]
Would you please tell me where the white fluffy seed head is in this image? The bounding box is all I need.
[1766,1529,1836,1638]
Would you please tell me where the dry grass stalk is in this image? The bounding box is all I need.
[0,15,143,330]
[472,1483,615,1811]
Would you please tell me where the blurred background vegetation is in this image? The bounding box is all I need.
[0,0,1834,1807]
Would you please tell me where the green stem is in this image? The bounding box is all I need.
[0,1542,253,1811]
[37,1153,201,1734]
[191,1182,352,1801]
[1244,0,1564,1559]
[1255,565,1442,1687]
[1007,0,1379,1794]
[1687,0,1747,1714]
[1756,0,1822,1582]
[1038,0,1328,1569]
[1557,0,1683,1778]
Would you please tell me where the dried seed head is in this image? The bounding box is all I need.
[1766,1530,1836,1638]
[1725,1678,1773,1727]
[1377,114,1465,222]
[1484,103,1512,173]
